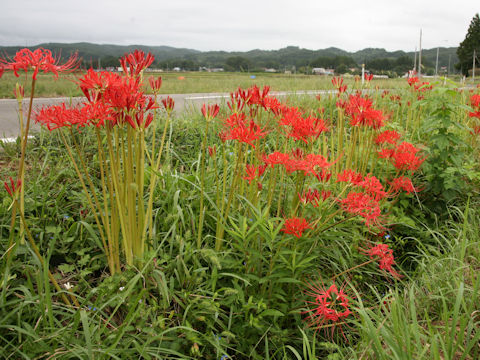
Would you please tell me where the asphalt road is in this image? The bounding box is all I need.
[0,90,333,141]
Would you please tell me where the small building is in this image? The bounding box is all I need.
[312,67,327,75]
[264,68,277,73]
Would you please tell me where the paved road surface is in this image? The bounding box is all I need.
[0,90,333,141]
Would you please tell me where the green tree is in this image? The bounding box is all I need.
[456,13,480,76]
[225,56,251,72]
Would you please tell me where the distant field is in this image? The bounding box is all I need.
[0,71,421,98]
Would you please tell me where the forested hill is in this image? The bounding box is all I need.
[0,42,458,74]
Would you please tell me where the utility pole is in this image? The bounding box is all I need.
[448,54,451,76]
[361,64,365,86]
[413,46,417,72]
[418,29,422,78]
[435,47,439,79]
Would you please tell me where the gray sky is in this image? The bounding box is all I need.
[0,0,478,52]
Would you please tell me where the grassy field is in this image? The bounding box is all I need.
[1,62,480,358]
[0,71,420,98]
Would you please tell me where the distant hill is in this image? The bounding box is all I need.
[0,42,459,74]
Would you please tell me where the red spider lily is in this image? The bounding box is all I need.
[119,50,154,77]
[470,111,480,119]
[279,153,332,177]
[35,104,87,130]
[225,120,267,148]
[389,141,425,172]
[303,281,352,337]
[471,94,480,108]
[263,96,283,115]
[314,168,332,182]
[228,87,249,113]
[336,169,363,185]
[381,90,389,98]
[208,146,216,157]
[281,217,312,238]
[407,77,419,87]
[280,110,329,144]
[0,64,4,79]
[389,95,402,103]
[375,130,401,145]
[161,96,175,113]
[148,76,162,92]
[13,84,25,99]
[134,110,155,128]
[103,76,144,111]
[339,192,382,227]
[224,113,248,128]
[331,77,347,97]
[331,77,344,88]
[81,101,115,128]
[389,176,418,194]
[263,151,291,168]
[364,73,373,82]
[471,125,480,135]
[322,190,332,201]
[341,94,385,129]
[361,243,402,279]
[299,189,322,207]
[247,85,270,106]
[4,177,21,197]
[358,174,387,201]
[414,82,433,92]
[299,188,331,207]
[201,104,220,120]
[337,85,347,94]
[78,69,123,102]
[243,164,267,184]
[1,48,78,80]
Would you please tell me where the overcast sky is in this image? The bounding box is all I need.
[0,0,478,52]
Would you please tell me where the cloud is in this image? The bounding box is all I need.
[0,0,478,51]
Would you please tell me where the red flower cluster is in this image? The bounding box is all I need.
[263,150,332,177]
[149,76,162,92]
[331,77,347,94]
[243,164,267,184]
[336,169,363,185]
[375,130,401,145]
[358,174,387,201]
[303,281,351,332]
[201,104,220,120]
[0,48,78,80]
[162,96,175,113]
[339,192,382,227]
[390,176,418,194]
[224,119,267,148]
[279,106,329,144]
[339,94,385,129]
[364,73,373,82]
[281,217,312,238]
[407,76,432,92]
[4,176,21,197]
[379,141,425,172]
[469,94,480,119]
[298,189,331,207]
[362,243,402,279]
[36,51,160,130]
[119,49,154,77]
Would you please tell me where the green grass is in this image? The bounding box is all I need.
[0,71,416,99]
